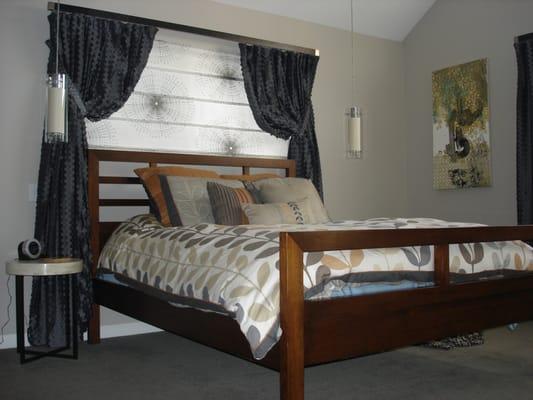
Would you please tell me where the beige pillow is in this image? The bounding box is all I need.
[241,199,312,225]
[252,178,330,224]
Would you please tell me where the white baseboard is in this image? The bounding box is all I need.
[0,322,161,350]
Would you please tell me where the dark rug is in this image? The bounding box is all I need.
[423,332,485,350]
[0,322,532,400]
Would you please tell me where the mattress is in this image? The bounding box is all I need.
[98,214,533,359]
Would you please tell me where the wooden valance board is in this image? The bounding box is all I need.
[47,2,319,56]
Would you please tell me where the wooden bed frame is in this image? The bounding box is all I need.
[88,148,533,400]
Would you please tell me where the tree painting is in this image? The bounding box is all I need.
[432,59,491,189]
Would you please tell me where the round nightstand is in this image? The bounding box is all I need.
[5,258,83,364]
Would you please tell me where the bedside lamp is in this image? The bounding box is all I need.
[44,1,68,143]
[345,0,363,160]
[346,105,362,159]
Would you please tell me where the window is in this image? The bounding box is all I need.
[86,30,289,158]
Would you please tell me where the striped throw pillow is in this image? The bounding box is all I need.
[207,182,258,225]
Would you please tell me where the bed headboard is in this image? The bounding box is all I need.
[88,148,296,277]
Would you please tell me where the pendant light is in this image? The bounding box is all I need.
[45,0,68,143]
[345,0,362,159]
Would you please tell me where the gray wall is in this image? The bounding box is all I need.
[0,0,407,339]
[404,0,533,225]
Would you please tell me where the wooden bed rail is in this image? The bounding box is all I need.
[278,226,533,400]
[289,225,533,251]
[89,149,296,172]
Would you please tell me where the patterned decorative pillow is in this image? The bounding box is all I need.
[159,176,244,226]
[241,199,312,225]
[135,166,220,226]
[250,178,330,224]
[207,182,259,225]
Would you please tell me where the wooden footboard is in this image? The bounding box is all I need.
[278,226,533,400]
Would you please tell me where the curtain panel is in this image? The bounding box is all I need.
[239,44,323,197]
[29,12,157,346]
[515,35,533,227]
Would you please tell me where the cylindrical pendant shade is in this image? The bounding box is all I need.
[45,73,68,143]
[346,106,362,159]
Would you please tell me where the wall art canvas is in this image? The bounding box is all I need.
[432,58,491,189]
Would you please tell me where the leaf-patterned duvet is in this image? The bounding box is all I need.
[98,214,533,359]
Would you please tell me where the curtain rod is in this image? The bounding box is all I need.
[47,2,319,56]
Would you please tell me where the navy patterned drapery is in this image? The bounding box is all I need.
[515,34,533,228]
[239,44,323,197]
[29,12,157,346]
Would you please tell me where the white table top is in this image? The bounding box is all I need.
[6,258,83,276]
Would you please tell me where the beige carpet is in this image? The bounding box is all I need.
[1,322,532,400]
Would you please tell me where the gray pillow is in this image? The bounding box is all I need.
[251,178,330,224]
[159,176,243,226]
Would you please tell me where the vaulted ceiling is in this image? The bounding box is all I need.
[212,0,436,41]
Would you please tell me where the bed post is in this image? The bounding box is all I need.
[88,150,101,344]
[279,232,305,400]
[434,244,450,287]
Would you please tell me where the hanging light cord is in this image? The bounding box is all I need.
[350,0,355,105]
[55,0,61,74]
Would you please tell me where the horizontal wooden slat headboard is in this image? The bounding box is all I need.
[88,148,296,276]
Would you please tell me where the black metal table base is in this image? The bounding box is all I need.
[15,274,78,364]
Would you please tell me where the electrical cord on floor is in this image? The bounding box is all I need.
[0,275,13,345]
